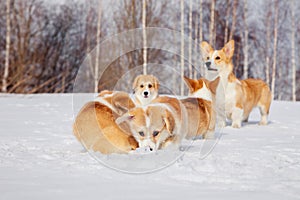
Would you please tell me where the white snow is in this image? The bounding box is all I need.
[1,94,300,200]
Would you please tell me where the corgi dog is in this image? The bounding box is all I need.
[73,91,138,154]
[200,40,272,128]
[116,96,187,151]
[132,75,159,105]
[182,77,220,139]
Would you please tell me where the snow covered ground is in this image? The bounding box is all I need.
[1,94,300,200]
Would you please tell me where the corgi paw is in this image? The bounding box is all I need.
[204,131,215,140]
[259,121,268,126]
[232,123,241,128]
[217,121,226,128]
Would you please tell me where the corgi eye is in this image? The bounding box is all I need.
[153,131,159,137]
[138,131,145,137]
[140,85,144,88]
[148,84,152,88]
[206,57,210,60]
[215,56,221,60]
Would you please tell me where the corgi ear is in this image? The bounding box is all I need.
[184,76,197,93]
[152,75,160,90]
[112,92,136,115]
[223,40,235,59]
[132,75,141,91]
[163,110,175,135]
[200,41,214,59]
[208,77,220,95]
[115,112,135,125]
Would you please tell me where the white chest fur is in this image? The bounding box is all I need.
[192,83,212,102]
[225,82,237,116]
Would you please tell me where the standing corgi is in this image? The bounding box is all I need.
[200,40,272,128]
[132,75,159,106]
[183,77,220,139]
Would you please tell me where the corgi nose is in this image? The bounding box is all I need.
[205,61,211,68]
[149,147,153,151]
[144,91,149,96]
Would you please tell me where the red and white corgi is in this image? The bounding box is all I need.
[116,96,187,151]
[183,77,220,139]
[200,40,272,128]
[73,91,138,154]
[132,75,159,106]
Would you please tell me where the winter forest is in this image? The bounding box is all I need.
[0,0,299,101]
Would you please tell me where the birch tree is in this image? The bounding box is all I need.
[229,0,238,40]
[243,0,248,79]
[194,6,199,79]
[2,0,11,93]
[199,0,203,42]
[188,0,193,78]
[180,0,184,96]
[224,0,230,44]
[271,0,279,98]
[142,0,147,75]
[291,0,296,101]
[265,5,272,86]
[209,0,216,45]
[94,1,102,93]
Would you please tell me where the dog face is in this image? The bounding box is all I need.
[116,106,175,151]
[133,75,159,105]
[200,40,235,73]
[184,76,220,100]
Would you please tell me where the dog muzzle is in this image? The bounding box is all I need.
[205,61,218,71]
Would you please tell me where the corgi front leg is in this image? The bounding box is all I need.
[231,106,243,128]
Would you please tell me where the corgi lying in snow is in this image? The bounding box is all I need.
[132,75,159,105]
[182,76,220,139]
[73,91,138,154]
[200,40,272,128]
[116,96,188,151]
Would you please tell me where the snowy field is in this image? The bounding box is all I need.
[1,94,300,200]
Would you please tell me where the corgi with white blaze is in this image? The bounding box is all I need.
[200,40,272,128]
[132,75,159,106]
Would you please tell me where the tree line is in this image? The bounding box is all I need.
[0,0,299,101]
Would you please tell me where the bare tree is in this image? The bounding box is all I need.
[180,0,184,96]
[2,0,12,93]
[265,4,272,86]
[224,0,230,44]
[271,0,279,98]
[291,0,296,101]
[209,0,216,45]
[142,0,147,75]
[188,0,193,78]
[194,5,199,79]
[94,1,102,93]
[242,0,248,79]
[229,0,238,40]
[199,0,203,42]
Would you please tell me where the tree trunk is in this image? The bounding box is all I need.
[2,0,11,93]
[180,0,185,96]
[209,0,216,45]
[94,1,102,93]
[243,0,248,79]
[271,0,279,99]
[229,0,238,40]
[188,0,193,78]
[265,7,271,86]
[291,0,296,102]
[199,0,203,42]
[224,0,230,44]
[142,0,147,75]
[194,6,199,79]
